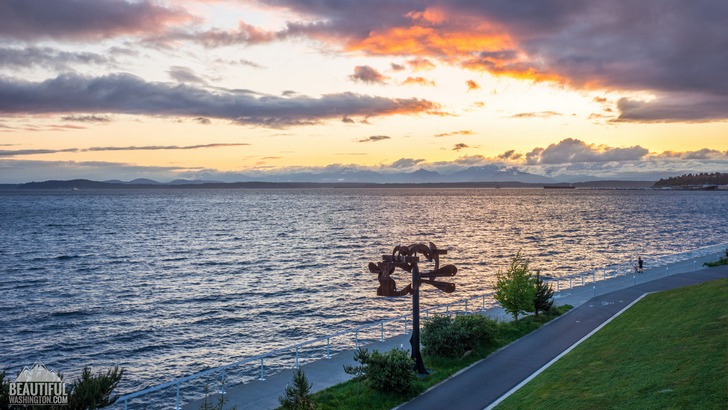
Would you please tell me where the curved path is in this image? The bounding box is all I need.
[397,265,728,410]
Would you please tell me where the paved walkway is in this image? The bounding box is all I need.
[183,254,727,410]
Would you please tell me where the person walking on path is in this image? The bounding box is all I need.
[638,256,644,273]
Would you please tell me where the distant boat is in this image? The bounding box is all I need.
[544,184,575,189]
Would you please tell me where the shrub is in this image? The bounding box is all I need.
[421,315,471,358]
[279,368,315,410]
[365,348,416,395]
[703,248,728,267]
[454,314,498,348]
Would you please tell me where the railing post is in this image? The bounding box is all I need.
[482,295,486,309]
[124,399,128,410]
[581,272,584,286]
[259,358,265,381]
[355,329,359,349]
[220,367,226,395]
[557,279,560,292]
[592,271,595,283]
[465,299,469,314]
[569,277,572,289]
[175,382,180,410]
[380,322,385,342]
[295,346,299,369]
[326,338,331,359]
[404,316,407,334]
[603,269,606,281]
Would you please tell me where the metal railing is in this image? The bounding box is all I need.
[116,242,726,408]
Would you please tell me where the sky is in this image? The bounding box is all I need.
[1,0,727,183]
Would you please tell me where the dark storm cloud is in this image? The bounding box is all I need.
[0,47,112,70]
[0,73,438,127]
[0,0,190,40]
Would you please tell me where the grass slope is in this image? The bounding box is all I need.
[497,278,728,410]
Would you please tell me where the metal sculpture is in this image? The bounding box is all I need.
[369,242,457,375]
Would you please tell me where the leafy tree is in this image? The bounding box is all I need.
[279,368,315,410]
[494,251,536,321]
[533,270,554,317]
[67,366,124,409]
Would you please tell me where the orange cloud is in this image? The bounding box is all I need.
[343,7,562,84]
[403,76,436,86]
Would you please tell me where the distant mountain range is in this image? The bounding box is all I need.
[0,165,666,189]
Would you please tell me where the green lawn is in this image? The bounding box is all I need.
[497,278,728,410]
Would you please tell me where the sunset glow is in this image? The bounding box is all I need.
[0,0,726,183]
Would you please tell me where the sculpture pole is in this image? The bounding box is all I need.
[410,261,428,374]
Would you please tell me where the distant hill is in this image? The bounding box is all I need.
[653,172,728,188]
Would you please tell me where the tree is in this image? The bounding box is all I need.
[279,368,315,410]
[533,270,554,317]
[343,347,369,396]
[67,366,124,409]
[494,251,536,321]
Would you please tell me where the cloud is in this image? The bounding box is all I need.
[390,63,406,71]
[168,66,206,84]
[452,143,469,151]
[358,135,391,143]
[0,46,112,70]
[512,111,563,119]
[0,0,191,41]
[407,58,436,71]
[342,116,355,123]
[193,117,211,125]
[525,138,648,165]
[498,150,522,161]
[349,66,388,84]
[0,73,439,127]
[654,149,728,160]
[61,115,111,123]
[402,77,436,86]
[0,159,193,183]
[388,158,425,169]
[466,80,480,91]
[434,130,474,137]
[0,143,249,157]
[616,95,728,123]
[223,1,728,122]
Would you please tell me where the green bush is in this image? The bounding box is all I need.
[365,348,416,395]
[703,248,728,267]
[420,315,471,358]
[454,314,498,348]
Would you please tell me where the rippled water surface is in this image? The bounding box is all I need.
[1,188,726,398]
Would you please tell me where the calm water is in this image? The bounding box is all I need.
[1,188,726,399]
